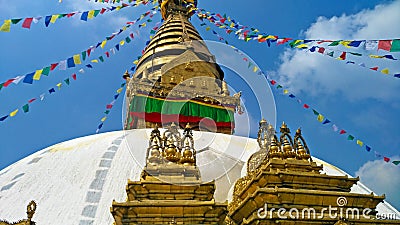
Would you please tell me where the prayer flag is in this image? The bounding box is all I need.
[303,104,310,109]
[42,66,50,76]
[72,74,77,80]
[50,63,58,70]
[59,60,67,70]
[0,115,9,121]
[100,40,107,48]
[356,140,363,147]
[393,161,400,165]
[44,16,51,27]
[67,57,75,68]
[10,109,18,117]
[365,40,378,50]
[22,104,29,113]
[73,54,81,64]
[322,119,331,124]
[384,157,390,162]
[312,109,319,115]
[81,12,88,21]
[0,20,11,32]
[101,117,107,122]
[56,83,62,89]
[23,72,35,84]
[22,18,33,29]
[340,130,346,135]
[317,114,324,122]
[390,39,400,52]
[365,145,371,152]
[49,88,55,94]
[378,40,392,51]
[33,69,43,80]
[381,68,389,74]
[64,78,70,85]
[347,135,354,141]
[50,14,58,23]
[332,124,339,132]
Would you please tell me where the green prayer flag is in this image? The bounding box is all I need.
[121,83,126,87]
[392,161,400,165]
[276,85,282,89]
[347,135,354,140]
[64,78,70,85]
[82,51,87,61]
[22,104,29,113]
[147,19,152,22]
[93,10,101,17]
[312,109,319,116]
[327,51,334,57]
[390,39,400,52]
[11,18,22,24]
[349,52,362,56]
[104,110,110,114]
[125,37,131,43]
[328,41,340,46]
[42,66,50,76]
[150,30,156,34]
[99,56,104,62]
[0,83,4,91]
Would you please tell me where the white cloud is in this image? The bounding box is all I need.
[355,157,400,209]
[274,0,400,102]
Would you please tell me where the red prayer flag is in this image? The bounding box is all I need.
[318,47,325,54]
[339,130,346,134]
[106,104,113,109]
[339,52,346,60]
[87,48,92,57]
[384,157,390,162]
[22,18,33,29]
[370,67,378,71]
[105,52,110,57]
[303,104,310,109]
[3,79,15,87]
[50,63,58,71]
[100,8,107,14]
[72,73,77,80]
[378,40,392,51]
[28,98,36,103]
[130,33,134,39]
[270,80,277,85]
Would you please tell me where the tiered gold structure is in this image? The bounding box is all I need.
[227,120,400,225]
[124,0,241,134]
[110,124,227,224]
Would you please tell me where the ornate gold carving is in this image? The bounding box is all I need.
[0,200,36,225]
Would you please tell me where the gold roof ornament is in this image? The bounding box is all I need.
[0,200,36,225]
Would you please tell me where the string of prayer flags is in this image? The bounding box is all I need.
[0,8,157,92]
[308,46,400,79]
[208,28,399,166]
[95,83,126,133]
[196,9,400,52]
[0,1,153,32]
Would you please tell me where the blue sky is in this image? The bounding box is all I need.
[0,0,399,208]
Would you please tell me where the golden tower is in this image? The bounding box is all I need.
[124,0,241,134]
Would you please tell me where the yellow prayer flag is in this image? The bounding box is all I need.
[141,23,146,27]
[230,23,235,28]
[120,40,125,46]
[296,44,309,49]
[317,114,324,122]
[116,6,122,11]
[91,59,99,63]
[283,89,289,94]
[253,66,258,73]
[0,19,11,32]
[122,26,127,31]
[56,83,62,89]
[73,54,82,64]
[101,116,107,122]
[88,10,95,19]
[33,69,43,80]
[133,60,139,65]
[117,88,123,93]
[356,140,364,147]
[266,35,277,40]
[293,40,303,45]
[206,26,211,31]
[50,14,58,23]
[381,68,389,74]
[10,109,18,117]
[340,41,351,48]
[369,55,384,58]
[100,40,107,49]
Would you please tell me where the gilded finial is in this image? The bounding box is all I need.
[26,200,36,222]
[280,121,290,134]
[123,70,131,81]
